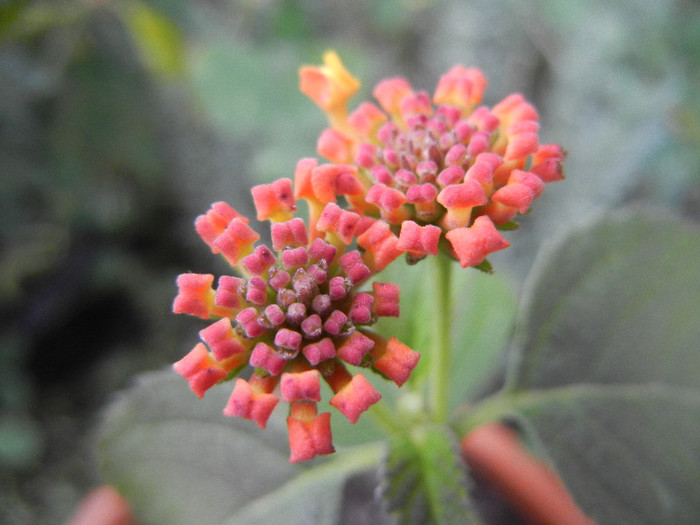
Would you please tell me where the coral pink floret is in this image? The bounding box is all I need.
[316,202,360,245]
[437,180,488,209]
[433,65,487,110]
[199,318,246,361]
[223,378,279,429]
[212,218,260,266]
[173,343,227,398]
[445,216,510,268]
[493,94,539,128]
[301,338,336,366]
[373,77,413,114]
[317,128,354,164]
[214,275,245,310]
[366,184,408,212]
[286,412,334,463]
[396,221,441,257]
[281,370,322,402]
[465,153,503,184]
[310,164,362,204]
[530,144,565,182]
[338,250,371,284]
[293,158,319,201]
[271,218,309,252]
[274,328,303,353]
[194,202,247,251]
[173,273,215,319]
[336,331,375,366]
[299,50,359,113]
[251,178,296,222]
[372,337,420,387]
[235,307,267,338]
[349,292,375,324]
[348,101,387,136]
[356,219,403,271]
[329,373,382,424]
[372,282,401,317]
[249,342,289,375]
[242,245,277,275]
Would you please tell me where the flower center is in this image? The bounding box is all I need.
[234,239,376,365]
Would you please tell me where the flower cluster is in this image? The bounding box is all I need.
[300,51,564,269]
[173,52,563,463]
[173,186,419,462]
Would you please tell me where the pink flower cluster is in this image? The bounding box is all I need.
[300,52,564,269]
[173,192,419,462]
[173,52,563,463]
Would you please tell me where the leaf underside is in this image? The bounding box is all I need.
[97,370,383,525]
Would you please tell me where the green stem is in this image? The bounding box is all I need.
[429,253,453,424]
[369,395,406,436]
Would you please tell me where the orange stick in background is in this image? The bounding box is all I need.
[67,486,137,525]
[461,423,596,525]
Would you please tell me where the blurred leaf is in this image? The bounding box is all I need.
[120,0,185,78]
[98,370,383,525]
[0,0,86,42]
[0,0,25,38]
[221,441,383,525]
[472,211,700,524]
[509,212,700,390]
[0,413,44,469]
[449,268,516,408]
[511,384,700,525]
[378,424,481,525]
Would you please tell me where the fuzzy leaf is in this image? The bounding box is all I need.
[97,370,382,525]
[498,212,700,524]
[378,425,482,525]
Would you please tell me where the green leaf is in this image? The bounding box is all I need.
[507,211,700,391]
[465,211,700,524]
[97,370,382,525]
[378,425,482,525]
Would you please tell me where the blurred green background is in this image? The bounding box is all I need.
[1,0,699,522]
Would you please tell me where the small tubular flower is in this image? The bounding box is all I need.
[325,365,382,424]
[445,215,510,268]
[251,178,296,222]
[223,376,279,428]
[356,218,403,272]
[195,202,247,251]
[299,50,360,130]
[433,65,487,112]
[286,402,334,463]
[300,55,565,270]
[212,218,260,266]
[172,273,216,319]
[173,343,228,398]
[173,189,417,462]
[369,335,421,387]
